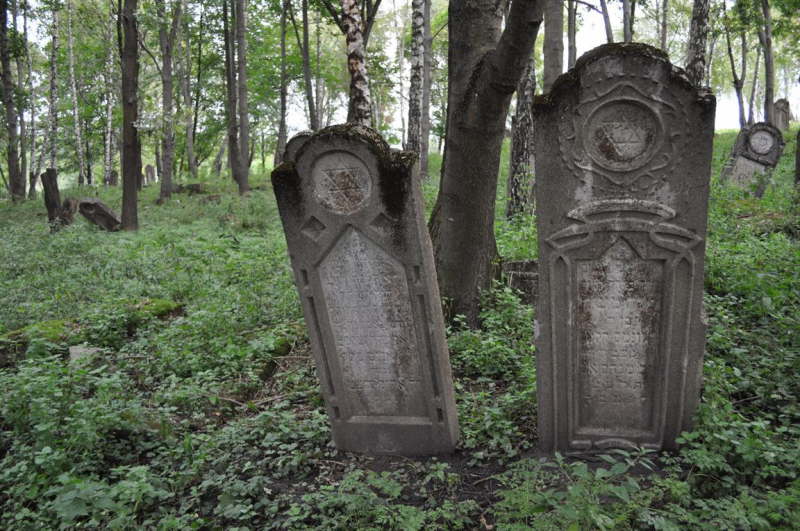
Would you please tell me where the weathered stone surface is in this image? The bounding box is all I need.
[533,43,715,453]
[283,130,313,162]
[272,125,458,455]
[774,99,793,131]
[78,198,121,232]
[722,123,784,191]
[502,260,538,305]
[145,164,156,185]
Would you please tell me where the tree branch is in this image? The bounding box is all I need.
[319,0,345,33]
[490,0,544,95]
[139,30,163,79]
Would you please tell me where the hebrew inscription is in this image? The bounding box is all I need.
[319,228,426,417]
[313,151,372,215]
[577,239,662,434]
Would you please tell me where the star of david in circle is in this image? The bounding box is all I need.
[313,152,372,215]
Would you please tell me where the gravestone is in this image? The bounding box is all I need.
[283,131,313,162]
[271,125,459,455]
[533,43,715,453]
[78,198,121,231]
[108,169,119,187]
[502,260,539,306]
[722,123,784,191]
[145,164,156,185]
[774,99,793,131]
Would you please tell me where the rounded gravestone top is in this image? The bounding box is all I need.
[312,150,372,215]
[586,101,659,172]
[749,130,775,155]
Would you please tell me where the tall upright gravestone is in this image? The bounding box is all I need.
[272,125,459,455]
[722,123,784,191]
[534,44,715,452]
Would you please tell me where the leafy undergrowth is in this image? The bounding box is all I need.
[0,128,798,529]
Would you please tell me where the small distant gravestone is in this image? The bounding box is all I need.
[501,260,538,305]
[108,169,119,187]
[533,43,715,453]
[272,125,459,455]
[722,123,785,191]
[145,164,156,185]
[774,99,793,131]
[78,198,121,231]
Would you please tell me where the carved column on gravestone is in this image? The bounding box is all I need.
[533,43,716,453]
[271,125,459,455]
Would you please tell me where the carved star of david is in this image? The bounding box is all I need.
[320,167,366,206]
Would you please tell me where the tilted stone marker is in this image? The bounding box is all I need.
[722,123,785,191]
[774,99,793,131]
[271,125,459,455]
[145,164,156,185]
[533,43,715,452]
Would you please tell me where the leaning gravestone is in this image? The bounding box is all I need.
[271,125,459,455]
[722,123,784,191]
[774,99,793,131]
[283,130,313,163]
[533,43,715,453]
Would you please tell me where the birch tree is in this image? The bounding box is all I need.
[685,0,711,86]
[66,0,87,185]
[0,0,23,200]
[405,0,423,153]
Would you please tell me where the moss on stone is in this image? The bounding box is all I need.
[130,299,184,323]
[0,319,76,367]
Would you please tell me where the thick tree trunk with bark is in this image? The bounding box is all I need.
[41,168,62,224]
[757,0,774,124]
[685,0,710,87]
[507,52,536,218]
[234,0,250,177]
[12,0,26,190]
[0,0,23,201]
[222,0,246,193]
[66,0,87,186]
[120,0,141,230]
[343,0,371,125]
[419,0,433,178]
[543,0,563,92]
[156,0,181,202]
[406,0,424,154]
[274,0,288,165]
[429,0,543,324]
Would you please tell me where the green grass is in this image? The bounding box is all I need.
[0,129,798,529]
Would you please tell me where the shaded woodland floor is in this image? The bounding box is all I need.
[1,129,799,529]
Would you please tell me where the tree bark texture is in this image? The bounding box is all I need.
[157,0,181,201]
[660,0,668,50]
[543,0,563,92]
[234,0,250,178]
[12,0,26,190]
[48,9,59,171]
[274,0,288,165]
[722,5,747,129]
[757,0,774,124]
[405,0,424,154]
[66,0,87,186]
[343,0,371,125]
[0,0,23,201]
[222,0,246,193]
[179,18,197,180]
[567,0,576,68]
[25,2,37,197]
[748,44,761,125]
[622,0,632,42]
[41,168,62,225]
[795,130,799,186]
[290,0,318,130]
[419,0,433,178]
[599,0,613,43]
[507,51,536,218]
[429,0,543,324]
[103,8,115,186]
[685,0,710,87]
[120,0,141,230]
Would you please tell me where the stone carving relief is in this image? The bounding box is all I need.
[312,151,372,215]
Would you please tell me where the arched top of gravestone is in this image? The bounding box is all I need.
[284,131,314,163]
[741,122,784,166]
[533,42,714,198]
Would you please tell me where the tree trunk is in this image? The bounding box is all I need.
[405,0,424,154]
[507,51,536,218]
[543,0,563,92]
[343,0,371,125]
[0,0,23,201]
[25,1,37,197]
[748,44,761,125]
[685,0,710,87]
[180,18,197,180]
[622,0,632,42]
[660,0,668,50]
[292,0,318,130]
[12,0,26,192]
[705,32,717,84]
[795,130,799,186]
[429,0,543,324]
[157,0,181,202]
[235,0,250,180]
[66,0,87,186]
[120,0,141,230]
[274,0,288,165]
[419,0,433,178]
[222,0,246,193]
[567,0,576,68]
[723,7,747,129]
[757,0,774,124]
[41,168,62,224]
[48,9,59,171]
[103,7,114,186]
[599,0,613,43]
[213,139,225,177]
